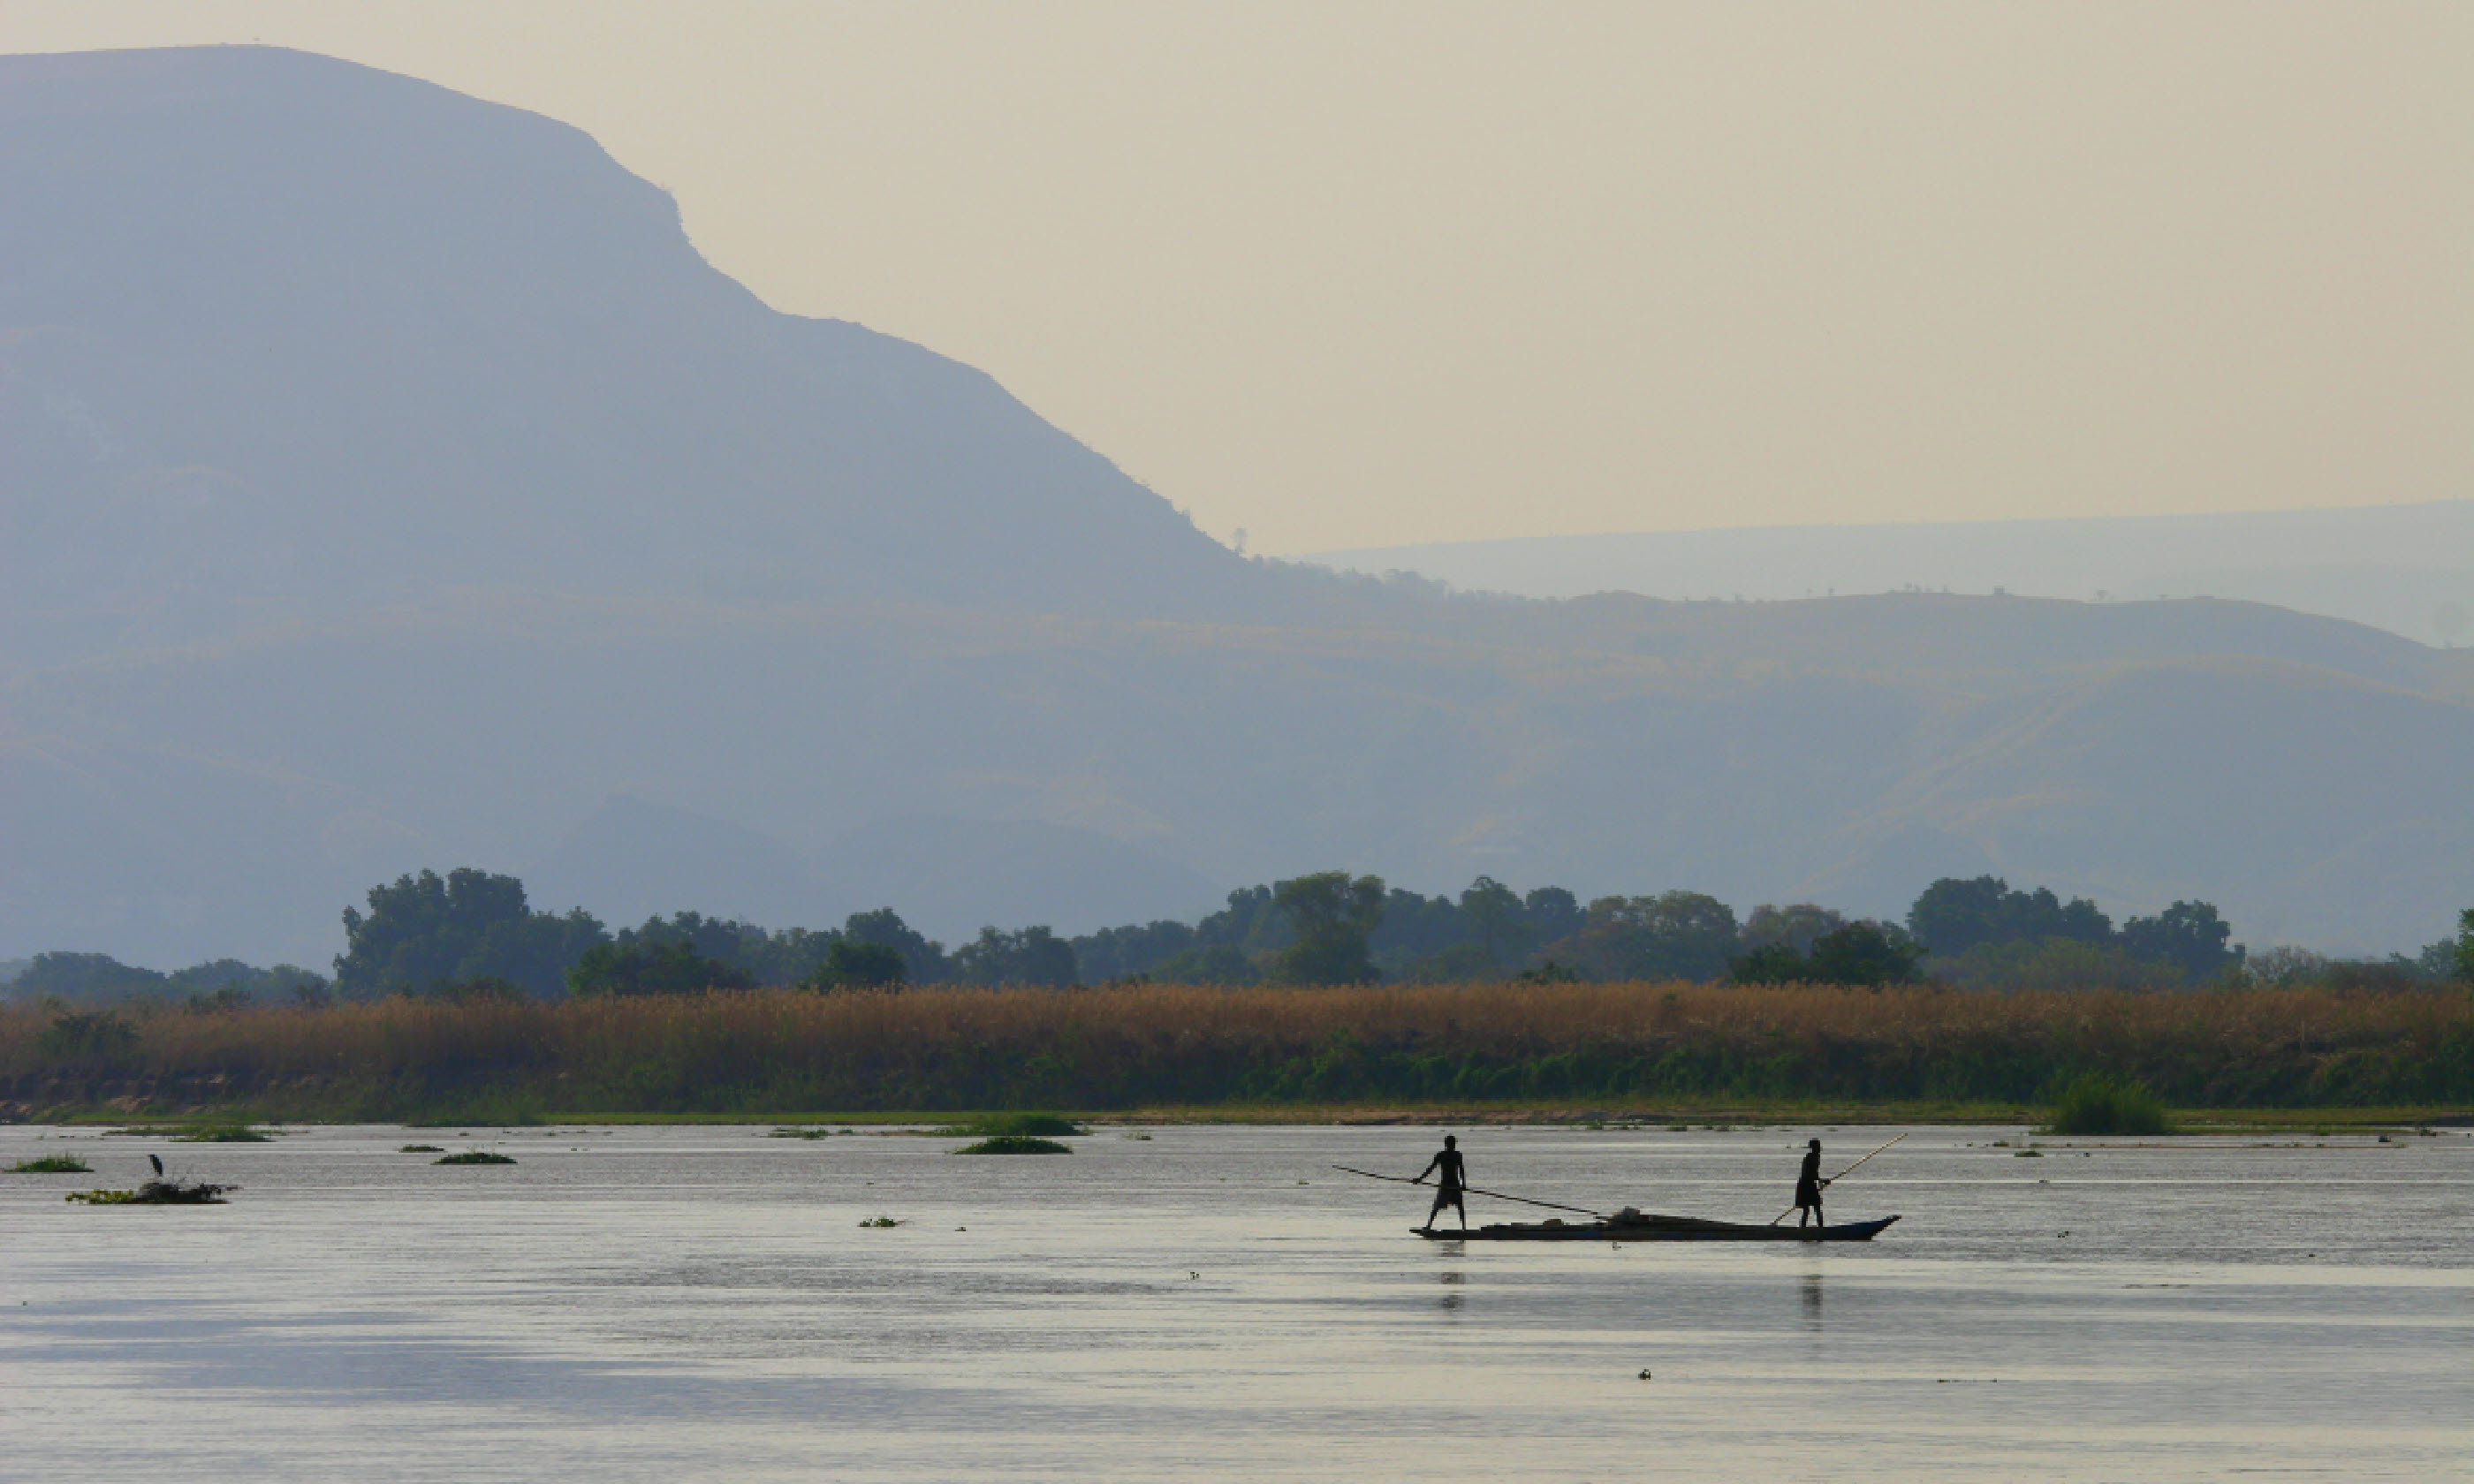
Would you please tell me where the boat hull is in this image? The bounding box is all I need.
[1415,1214,1901,1242]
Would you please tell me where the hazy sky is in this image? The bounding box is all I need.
[9,3,2468,555]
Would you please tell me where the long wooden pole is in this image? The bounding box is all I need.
[1331,1165,1605,1218]
[1768,1132,1906,1225]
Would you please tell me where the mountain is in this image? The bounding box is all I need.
[4,46,2469,968]
[0,43,1268,674]
[1305,502,2474,648]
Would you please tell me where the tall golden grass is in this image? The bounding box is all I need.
[4,980,2467,1117]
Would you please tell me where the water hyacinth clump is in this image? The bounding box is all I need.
[2044,1073,2174,1136]
[9,1155,94,1173]
[940,1113,1088,1138]
[952,1135,1072,1155]
[178,1124,274,1142]
[433,1150,517,1165]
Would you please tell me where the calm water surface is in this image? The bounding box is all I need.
[3,1122,2469,1482]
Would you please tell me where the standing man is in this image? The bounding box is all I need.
[1795,1138,1830,1233]
[1415,1134,1468,1232]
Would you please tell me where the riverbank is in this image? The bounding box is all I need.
[6,980,2468,1124]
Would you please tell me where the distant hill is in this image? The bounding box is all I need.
[1305,502,2474,648]
[0,44,1274,675]
[3,47,2469,966]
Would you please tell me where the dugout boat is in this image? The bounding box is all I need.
[1415,1208,1900,1242]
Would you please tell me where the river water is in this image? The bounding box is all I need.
[3,1121,2468,1481]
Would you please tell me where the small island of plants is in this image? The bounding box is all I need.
[8,1154,94,1173]
[433,1150,517,1165]
[952,1135,1072,1155]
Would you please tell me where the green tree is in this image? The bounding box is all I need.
[842,908,949,983]
[801,938,907,991]
[1271,871,1387,985]
[1804,921,1925,986]
[2119,900,2241,985]
[566,940,755,997]
[13,952,167,1004]
[1565,890,1740,981]
[1729,920,1924,987]
[1522,886,1584,947]
[2455,907,2474,984]
[1457,876,1537,966]
[1740,903,1847,955]
[1908,876,2111,955]
[335,868,608,999]
[950,926,1078,987]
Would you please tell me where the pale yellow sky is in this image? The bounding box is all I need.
[7,3,2468,555]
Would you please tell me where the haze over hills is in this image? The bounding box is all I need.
[4,47,2470,969]
[1306,502,2474,648]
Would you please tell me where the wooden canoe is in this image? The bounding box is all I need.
[1415,1212,1900,1242]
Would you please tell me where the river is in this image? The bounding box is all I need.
[4,1121,2468,1481]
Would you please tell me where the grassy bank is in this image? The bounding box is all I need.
[4,981,2468,1124]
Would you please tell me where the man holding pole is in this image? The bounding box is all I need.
[1414,1134,1468,1232]
[1795,1138,1830,1232]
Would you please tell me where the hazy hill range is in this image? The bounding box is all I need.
[4,47,2470,968]
[1306,503,2474,649]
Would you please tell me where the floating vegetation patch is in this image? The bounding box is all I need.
[952,1135,1072,1155]
[858,1215,902,1228]
[433,1150,517,1165]
[940,1113,1088,1139]
[8,1155,93,1173]
[2043,1074,2174,1136]
[398,1144,446,1153]
[769,1126,850,1140]
[67,1178,236,1205]
[178,1124,273,1143]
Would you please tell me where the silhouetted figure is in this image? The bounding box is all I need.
[1415,1135,1468,1231]
[1795,1139,1829,1232]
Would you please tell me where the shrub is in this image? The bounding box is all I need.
[2044,1073,2173,1136]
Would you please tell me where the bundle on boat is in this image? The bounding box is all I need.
[1420,1207,1900,1242]
[65,1177,238,1206]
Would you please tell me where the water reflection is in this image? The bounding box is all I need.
[1801,1273,1824,1329]
[1437,1270,1466,1314]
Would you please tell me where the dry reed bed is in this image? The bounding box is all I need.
[4,982,2466,1112]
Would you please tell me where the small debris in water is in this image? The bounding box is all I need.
[66,1178,236,1205]
[860,1216,901,1228]
[1636,1369,1652,1380]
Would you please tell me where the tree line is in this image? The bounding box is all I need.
[5,867,2469,1007]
